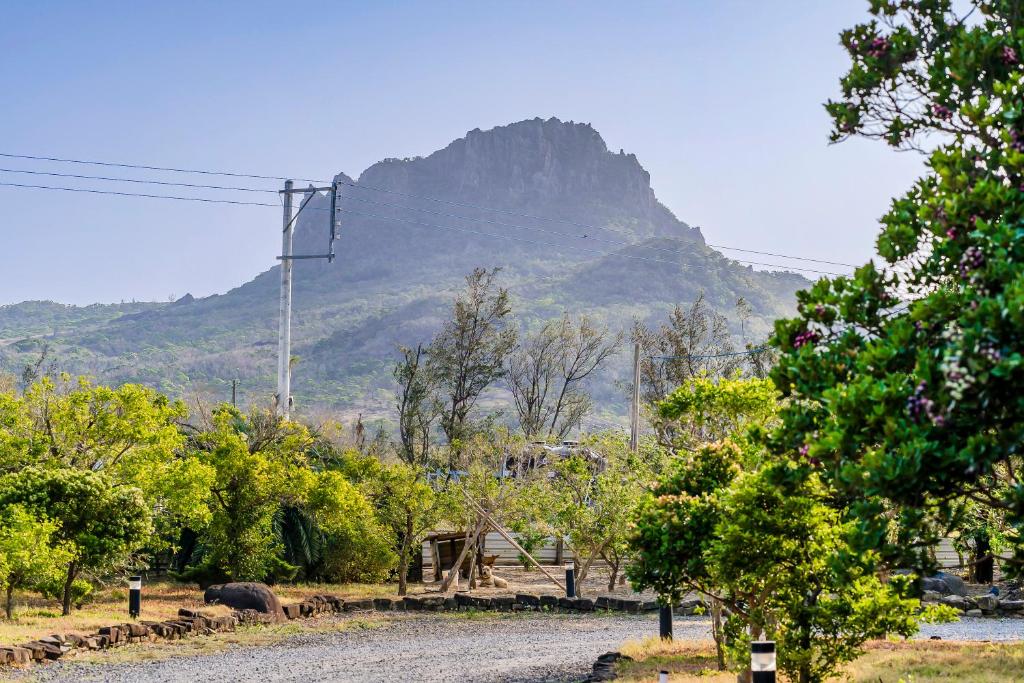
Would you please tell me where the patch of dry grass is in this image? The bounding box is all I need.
[65,614,389,666]
[0,579,410,645]
[0,581,233,645]
[614,638,1024,682]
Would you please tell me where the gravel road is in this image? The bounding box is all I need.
[26,612,707,683]
[21,613,1023,683]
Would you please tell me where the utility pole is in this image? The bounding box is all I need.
[630,342,641,452]
[231,379,237,407]
[275,179,339,420]
[276,180,295,418]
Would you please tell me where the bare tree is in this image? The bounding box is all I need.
[428,268,517,470]
[507,315,620,440]
[632,293,741,407]
[393,344,437,468]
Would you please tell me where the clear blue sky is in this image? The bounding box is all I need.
[0,1,923,305]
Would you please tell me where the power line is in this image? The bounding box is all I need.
[0,178,845,276]
[649,345,772,361]
[0,181,279,207]
[0,150,858,269]
[0,152,319,184]
[336,207,843,276]
[343,193,849,270]
[0,167,279,193]
[336,179,858,269]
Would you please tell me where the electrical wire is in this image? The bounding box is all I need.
[343,193,851,270]
[0,150,858,270]
[336,207,844,276]
[335,179,859,269]
[0,181,279,207]
[0,152,318,183]
[649,345,772,360]
[0,178,846,276]
[0,167,279,193]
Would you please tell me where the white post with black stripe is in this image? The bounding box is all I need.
[751,641,776,683]
[128,575,142,618]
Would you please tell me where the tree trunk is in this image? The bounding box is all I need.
[398,542,410,597]
[61,561,77,616]
[607,561,618,592]
[710,597,726,671]
[5,584,13,620]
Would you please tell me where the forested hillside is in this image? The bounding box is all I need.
[0,118,809,421]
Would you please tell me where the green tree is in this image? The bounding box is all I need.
[428,268,516,468]
[770,0,1024,573]
[548,433,655,594]
[0,467,150,615]
[0,505,74,619]
[306,470,396,583]
[191,408,313,581]
[627,440,745,668]
[373,463,437,595]
[658,374,778,451]
[11,376,213,549]
[710,466,921,683]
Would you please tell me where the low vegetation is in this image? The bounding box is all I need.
[614,638,1024,683]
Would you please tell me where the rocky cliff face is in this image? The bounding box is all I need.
[293,118,701,271]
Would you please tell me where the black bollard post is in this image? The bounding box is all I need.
[751,641,776,683]
[128,575,141,618]
[565,561,576,598]
[659,604,673,640]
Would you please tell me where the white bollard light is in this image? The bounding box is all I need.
[751,640,776,683]
[564,560,576,597]
[128,575,142,618]
[659,670,669,683]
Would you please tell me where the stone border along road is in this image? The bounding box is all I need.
[18,613,1024,683]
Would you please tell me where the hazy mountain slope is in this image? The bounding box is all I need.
[0,118,809,419]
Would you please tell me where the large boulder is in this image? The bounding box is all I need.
[921,573,968,596]
[204,582,284,620]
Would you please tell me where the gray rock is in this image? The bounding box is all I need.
[922,574,968,596]
[939,595,969,610]
[974,594,999,612]
[999,600,1024,611]
[922,590,941,602]
[966,609,983,617]
[204,582,284,620]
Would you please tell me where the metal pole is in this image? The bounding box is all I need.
[231,379,237,407]
[751,641,776,683]
[659,604,673,639]
[565,560,576,598]
[128,575,141,618]
[276,180,294,418]
[629,342,640,452]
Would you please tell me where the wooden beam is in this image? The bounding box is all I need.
[440,515,486,593]
[465,497,565,592]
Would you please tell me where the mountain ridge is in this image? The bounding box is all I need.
[0,118,807,420]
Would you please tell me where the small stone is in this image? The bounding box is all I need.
[373,597,395,611]
[966,609,983,617]
[516,593,541,607]
[974,595,999,612]
[282,604,302,620]
[940,595,969,611]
